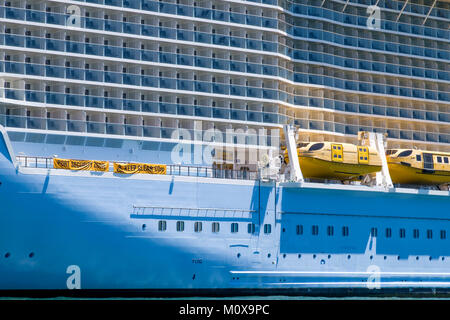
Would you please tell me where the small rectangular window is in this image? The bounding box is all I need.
[327,226,334,236]
[441,230,446,239]
[247,223,255,234]
[296,225,303,235]
[385,228,392,238]
[264,224,271,234]
[176,221,184,232]
[212,222,220,233]
[158,220,167,231]
[342,226,349,237]
[371,227,378,237]
[194,222,202,233]
[416,154,422,162]
[231,223,239,233]
[312,225,319,236]
[427,229,433,239]
[399,228,406,238]
[413,229,419,239]
[444,157,449,164]
[437,156,442,163]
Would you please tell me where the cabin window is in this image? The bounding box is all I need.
[385,228,392,238]
[158,220,167,231]
[212,222,220,233]
[370,227,377,237]
[296,225,303,235]
[342,226,349,237]
[176,221,184,232]
[444,157,449,164]
[231,223,239,233]
[437,157,442,163]
[194,222,202,232]
[308,143,324,151]
[441,230,446,239]
[247,223,256,234]
[312,225,319,235]
[264,224,272,234]
[427,230,433,239]
[413,229,419,239]
[397,150,412,157]
[399,228,406,238]
[416,155,422,162]
[327,226,334,236]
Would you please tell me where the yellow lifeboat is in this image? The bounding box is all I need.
[285,142,382,181]
[386,149,450,185]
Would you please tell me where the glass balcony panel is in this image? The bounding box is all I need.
[5,7,25,20]
[141,25,158,37]
[123,23,140,35]
[213,108,230,119]
[125,125,142,137]
[143,126,160,138]
[141,50,158,62]
[231,109,247,121]
[177,4,193,16]
[123,74,140,85]
[142,101,159,113]
[141,76,159,87]
[159,52,176,64]
[104,72,122,84]
[247,87,262,98]
[159,27,176,39]
[195,32,212,44]
[124,0,140,9]
[213,10,229,21]
[262,41,277,52]
[66,94,84,107]
[27,117,46,130]
[247,63,262,74]
[177,79,194,91]
[177,30,194,41]
[105,20,122,32]
[212,83,229,94]
[45,65,64,78]
[160,2,177,14]
[66,68,84,80]
[230,37,245,48]
[85,43,103,56]
[25,64,44,76]
[123,100,141,112]
[246,15,261,26]
[6,115,26,128]
[25,91,45,103]
[105,98,122,110]
[195,106,212,118]
[195,81,212,93]
[159,78,176,89]
[247,111,263,122]
[230,61,245,72]
[212,59,229,70]
[87,122,106,134]
[246,39,262,50]
[45,39,65,51]
[106,123,124,135]
[105,46,122,58]
[212,34,229,46]
[194,8,212,19]
[85,70,103,82]
[142,0,158,11]
[195,56,212,68]
[177,104,194,116]
[85,17,104,30]
[123,48,140,60]
[160,103,177,114]
[85,96,104,108]
[230,13,245,24]
[66,41,84,54]
[5,34,24,47]
[26,10,45,22]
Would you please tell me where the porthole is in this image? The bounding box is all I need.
[416,256,419,260]
[347,255,351,259]
[327,255,331,259]
[313,254,316,259]
[237,253,241,258]
[267,253,271,258]
[141,224,147,231]
[370,255,373,260]
[4,252,10,258]
[283,254,286,258]
[29,252,34,258]
[298,254,301,259]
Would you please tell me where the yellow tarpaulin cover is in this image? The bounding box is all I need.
[53,158,109,172]
[113,162,167,175]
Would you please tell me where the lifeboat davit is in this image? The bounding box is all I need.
[386,149,450,185]
[285,142,382,181]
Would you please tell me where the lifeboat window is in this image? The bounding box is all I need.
[444,157,449,164]
[386,150,397,155]
[231,223,239,233]
[296,225,303,235]
[264,224,272,234]
[397,150,412,157]
[437,157,442,163]
[416,154,422,162]
[308,143,324,151]
[441,230,446,239]
[399,228,406,238]
[176,221,185,232]
[413,229,419,239]
[194,222,202,232]
[247,223,256,234]
[312,225,319,235]
[212,222,220,233]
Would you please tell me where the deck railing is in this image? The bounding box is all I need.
[15,156,259,181]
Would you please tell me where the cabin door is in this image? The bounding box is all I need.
[423,153,434,170]
[331,144,343,162]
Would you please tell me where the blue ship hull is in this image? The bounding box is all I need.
[1,131,450,294]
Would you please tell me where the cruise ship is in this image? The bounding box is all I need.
[0,0,449,295]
